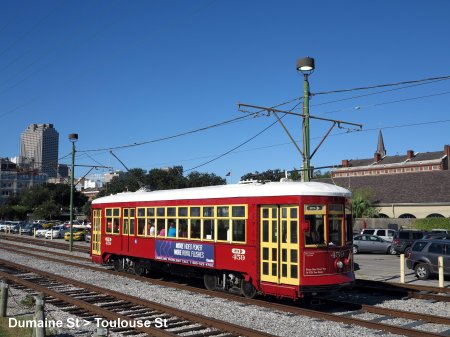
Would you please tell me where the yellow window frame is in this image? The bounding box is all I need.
[105,208,121,235]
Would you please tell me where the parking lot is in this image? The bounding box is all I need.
[354,253,450,287]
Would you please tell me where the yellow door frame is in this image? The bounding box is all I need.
[92,209,102,256]
[260,205,299,285]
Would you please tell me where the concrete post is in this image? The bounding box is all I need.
[95,326,108,337]
[34,293,45,337]
[438,256,444,288]
[0,281,8,317]
[400,254,405,283]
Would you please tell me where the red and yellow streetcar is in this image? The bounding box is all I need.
[91,180,354,300]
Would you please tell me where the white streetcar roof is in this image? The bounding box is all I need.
[92,181,351,205]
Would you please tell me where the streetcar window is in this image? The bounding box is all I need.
[105,208,120,235]
[290,220,297,244]
[232,220,246,242]
[232,206,245,217]
[203,207,215,217]
[147,208,155,217]
[190,219,201,239]
[178,219,188,238]
[190,207,200,217]
[281,220,287,243]
[328,216,343,246]
[167,207,176,217]
[137,218,146,235]
[262,220,269,242]
[217,219,230,241]
[304,214,325,245]
[113,218,120,234]
[157,208,165,217]
[156,219,166,237]
[137,208,145,217]
[217,206,229,217]
[178,207,188,217]
[203,219,214,240]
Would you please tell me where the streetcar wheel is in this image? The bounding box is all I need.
[352,245,358,254]
[241,280,257,299]
[134,262,146,276]
[204,273,218,291]
[113,258,122,272]
[415,263,430,280]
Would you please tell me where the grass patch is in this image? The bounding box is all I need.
[0,317,33,337]
[20,295,35,308]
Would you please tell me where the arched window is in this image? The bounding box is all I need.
[399,213,416,219]
[426,213,444,218]
[378,213,389,218]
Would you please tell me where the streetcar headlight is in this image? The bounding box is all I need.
[336,260,344,269]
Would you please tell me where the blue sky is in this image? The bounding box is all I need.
[1,1,449,182]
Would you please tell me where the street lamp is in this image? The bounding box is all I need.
[296,57,315,182]
[68,133,78,252]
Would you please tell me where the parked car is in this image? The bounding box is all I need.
[85,229,91,243]
[431,229,449,234]
[352,234,395,254]
[360,228,397,242]
[45,226,68,239]
[64,228,88,241]
[423,233,450,240]
[392,230,427,255]
[35,227,49,237]
[20,223,44,235]
[406,239,450,280]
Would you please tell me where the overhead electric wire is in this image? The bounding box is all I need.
[184,101,302,172]
[313,75,450,96]
[79,97,300,153]
[316,89,450,116]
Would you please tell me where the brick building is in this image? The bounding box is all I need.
[326,131,450,219]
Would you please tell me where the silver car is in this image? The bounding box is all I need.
[353,234,395,254]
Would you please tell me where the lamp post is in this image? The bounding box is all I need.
[296,56,315,182]
[68,133,78,252]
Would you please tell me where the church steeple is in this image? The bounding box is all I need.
[377,129,386,157]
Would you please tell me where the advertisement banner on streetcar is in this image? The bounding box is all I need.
[155,240,214,267]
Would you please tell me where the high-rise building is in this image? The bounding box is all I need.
[20,124,59,178]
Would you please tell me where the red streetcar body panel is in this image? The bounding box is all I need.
[90,181,355,300]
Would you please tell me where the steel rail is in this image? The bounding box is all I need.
[0,259,275,337]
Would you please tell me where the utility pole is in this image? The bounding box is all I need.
[297,57,315,182]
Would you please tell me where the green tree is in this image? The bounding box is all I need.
[147,166,186,190]
[241,169,286,182]
[351,187,379,218]
[185,171,225,187]
[33,200,61,220]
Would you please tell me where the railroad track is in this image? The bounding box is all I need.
[0,233,90,253]
[0,259,275,337]
[2,242,450,337]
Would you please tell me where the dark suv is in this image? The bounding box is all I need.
[406,239,450,279]
[392,230,427,255]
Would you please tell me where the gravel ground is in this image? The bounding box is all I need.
[1,245,447,337]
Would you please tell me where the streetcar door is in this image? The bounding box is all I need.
[122,208,135,252]
[260,205,299,285]
[91,209,102,256]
